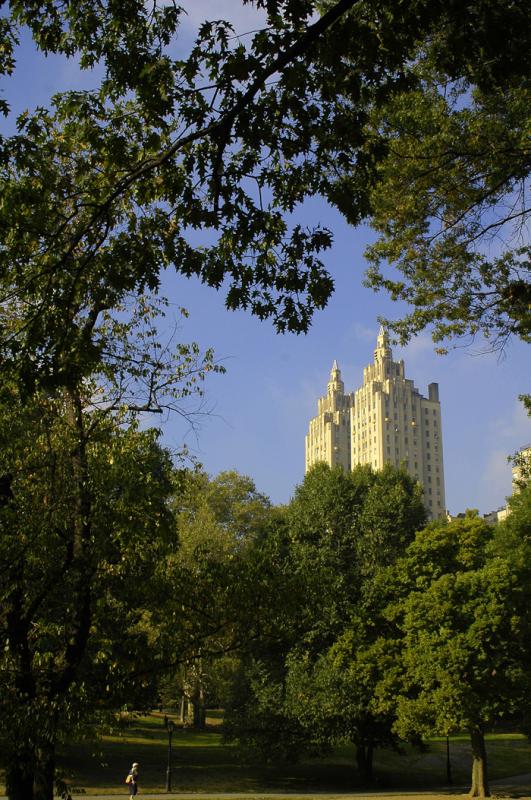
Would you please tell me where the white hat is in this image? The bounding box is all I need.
[132,762,139,767]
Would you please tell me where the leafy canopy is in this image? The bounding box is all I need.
[0,0,528,375]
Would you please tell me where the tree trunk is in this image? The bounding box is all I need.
[469,726,490,797]
[355,741,374,781]
[366,742,374,781]
[33,740,56,800]
[5,753,35,800]
[192,697,205,729]
[5,574,37,800]
[198,681,206,729]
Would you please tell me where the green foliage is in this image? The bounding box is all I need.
[364,79,530,349]
[397,564,521,736]
[154,470,276,726]
[0,386,177,797]
[0,0,528,373]
[225,463,426,775]
[489,484,531,685]
[356,463,426,577]
[0,0,529,793]
[392,509,531,795]
[174,469,272,560]
[319,0,530,348]
[0,290,223,798]
[395,515,495,734]
[509,397,531,489]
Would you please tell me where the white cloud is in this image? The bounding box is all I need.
[266,367,328,423]
[346,321,376,344]
[398,332,434,360]
[475,399,531,511]
[481,449,514,510]
[490,397,531,444]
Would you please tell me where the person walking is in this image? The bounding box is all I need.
[125,762,139,798]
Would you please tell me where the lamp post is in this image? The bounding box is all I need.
[166,719,175,792]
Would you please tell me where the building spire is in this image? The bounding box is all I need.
[328,359,344,394]
[377,324,389,345]
[375,325,392,360]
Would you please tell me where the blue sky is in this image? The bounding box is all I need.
[4,1,530,515]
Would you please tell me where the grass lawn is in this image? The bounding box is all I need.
[44,713,531,796]
[1,713,529,795]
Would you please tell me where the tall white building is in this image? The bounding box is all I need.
[512,443,531,491]
[305,360,353,472]
[305,327,446,519]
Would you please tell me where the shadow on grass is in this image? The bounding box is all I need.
[53,714,531,796]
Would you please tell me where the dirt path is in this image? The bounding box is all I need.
[0,784,526,800]
[1,776,530,799]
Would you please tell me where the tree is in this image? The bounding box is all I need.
[0,297,221,800]
[0,0,528,781]
[318,0,530,348]
[283,464,426,779]
[509,397,531,487]
[174,469,272,557]
[490,484,531,730]
[160,469,273,728]
[0,0,528,373]
[363,66,530,350]
[225,463,427,778]
[394,513,530,797]
[222,505,316,763]
[0,391,175,800]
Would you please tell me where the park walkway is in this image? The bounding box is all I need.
[1,778,529,800]
[0,795,475,800]
[1,775,530,799]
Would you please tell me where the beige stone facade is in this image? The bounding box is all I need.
[305,328,446,519]
[512,444,531,491]
[305,361,353,471]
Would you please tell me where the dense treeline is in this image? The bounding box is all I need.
[2,418,530,800]
[219,465,531,798]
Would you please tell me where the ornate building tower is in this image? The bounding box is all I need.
[351,327,446,519]
[305,328,446,519]
[305,361,353,472]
